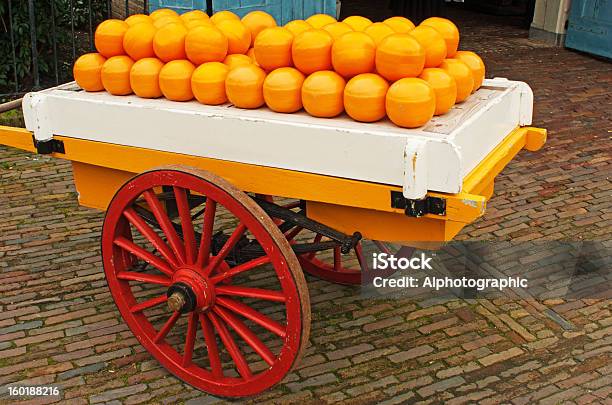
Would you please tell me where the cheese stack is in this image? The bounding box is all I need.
[73,9,486,129]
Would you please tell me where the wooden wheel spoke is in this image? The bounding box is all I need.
[210,256,271,284]
[216,296,286,338]
[130,295,168,313]
[374,240,392,254]
[114,236,174,277]
[154,311,181,343]
[123,207,180,269]
[196,200,217,268]
[333,247,342,271]
[183,312,198,367]
[203,223,247,277]
[208,312,253,380]
[214,306,276,366]
[174,187,197,265]
[355,243,367,272]
[143,190,186,265]
[285,226,303,242]
[215,285,286,303]
[117,271,172,286]
[305,234,323,259]
[199,314,223,378]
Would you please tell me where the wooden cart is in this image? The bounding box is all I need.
[0,78,546,397]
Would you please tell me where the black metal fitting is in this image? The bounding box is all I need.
[254,197,363,254]
[32,136,65,155]
[342,232,362,254]
[390,191,446,217]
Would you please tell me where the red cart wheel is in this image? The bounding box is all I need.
[270,199,411,285]
[102,166,310,397]
[296,237,410,285]
[298,240,367,285]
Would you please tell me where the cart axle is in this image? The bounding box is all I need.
[167,291,187,312]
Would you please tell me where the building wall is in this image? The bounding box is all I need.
[531,0,571,34]
[529,0,572,45]
[112,0,146,19]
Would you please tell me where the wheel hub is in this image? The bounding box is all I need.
[167,267,215,313]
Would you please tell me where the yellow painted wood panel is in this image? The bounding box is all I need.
[0,125,545,232]
[0,126,36,153]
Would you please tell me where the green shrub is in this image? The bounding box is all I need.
[0,0,107,98]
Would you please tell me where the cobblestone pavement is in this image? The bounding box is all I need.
[1,5,611,405]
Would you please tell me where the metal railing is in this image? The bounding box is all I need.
[0,0,151,102]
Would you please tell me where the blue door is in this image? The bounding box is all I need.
[149,0,336,26]
[212,0,336,25]
[149,0,207,14]
[565,0,612,58]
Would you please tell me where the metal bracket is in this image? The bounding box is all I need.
[32,136,64,154]
[254,198,362,254]
[390,191,446,217]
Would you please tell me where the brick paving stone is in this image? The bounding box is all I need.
[44,308,97,326]
[378,391,416,405]
[0,359,47,377]
[185,395,225,405]
[344,375,399,396]
[0,331,25,344]
[89,384,147,403]
[74,348,131,367]
[286,373,338,393]
[444,320,489,337]
[418,317,459,334]
[362,316,403,332]
[479,347,524,367]
[446,389,496,405]
[497,314,537,342]
[434,331,480,351]
[556,371,599,389]
[583,375,612,390]
[575,345,612,361]
[383,376,433,397]
[351,346,400,365]
[57,363,106,381]
[540,386,585,405]
[405,305,448,321]
[1,3,611,405]
[326,343,373,361]
[499,360,541,378]
[461,334,505,351]
[436,362,481,379]
[592,385,612,399]
[417,376,466,398]
[319,391,347,403]
[388,345,434,363]
[51,348,94,363]
[0,320,42,334]
[0,346,26,359]
[298,359,351,378]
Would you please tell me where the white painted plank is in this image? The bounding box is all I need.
[23,79,533,199]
